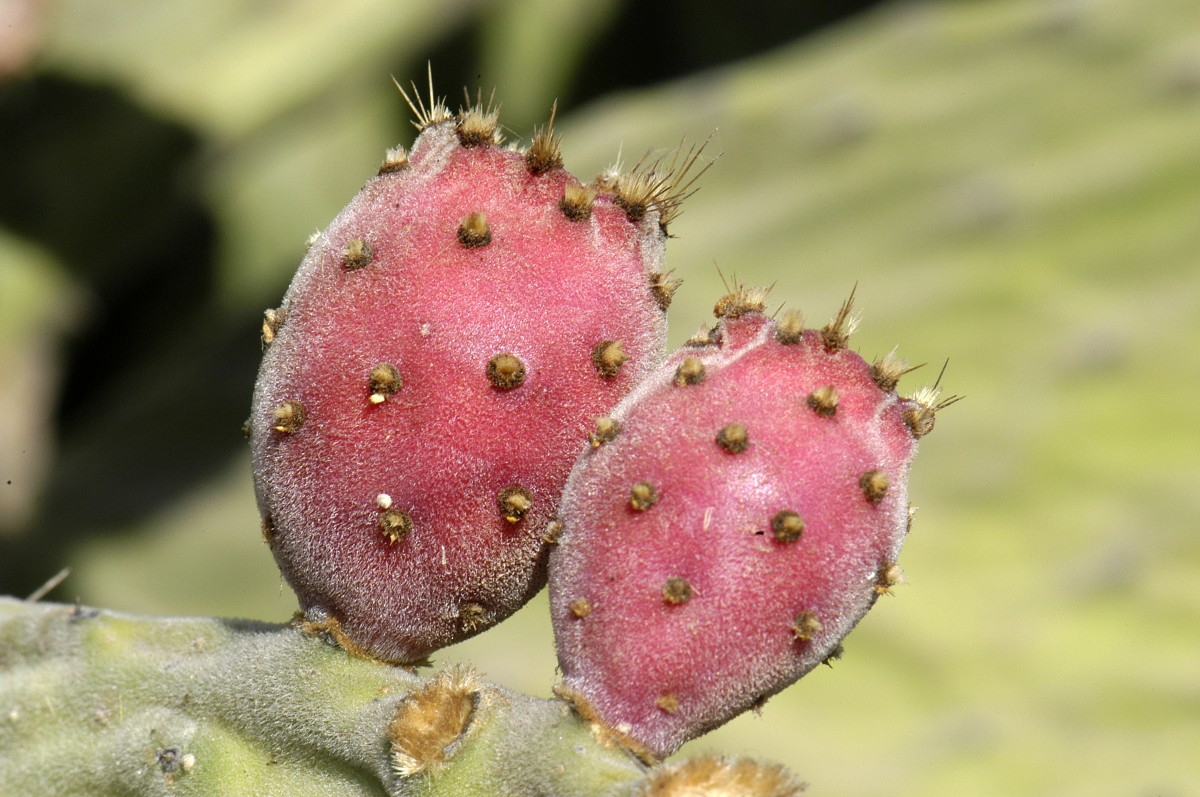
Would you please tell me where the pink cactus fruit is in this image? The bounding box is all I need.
[250,87,705,664]
[549,288,953,760]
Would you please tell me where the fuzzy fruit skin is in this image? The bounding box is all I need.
[252,120,669,663]
[550,309,919,759]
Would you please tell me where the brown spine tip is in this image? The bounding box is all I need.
[486,353,526,390]
[388,666,479,777]
[859,469,890,504]
[526,101,564,174]
[662,577,693,605]
[497,486,533,524]
[378,145,410,175]
[820,288,860,351]
[791,611,822,641]
[589,416,620,447]
[674,356,706,386]
[378,508,413,544]
[875,561,904,595]
[459,602,487,632]
[822,644,845,667]
[649,270,682,311]
[775,309,805,344]
[656,693,680,714]
[272,400,306,433]
[907,504,917,534]
[591,340,627,378]
[771,510,805,543]
[569,597,592,618]
[716,423,749,454]
[713,286,767,319]
[261,307,286,347]
[629,481,660,511]
[342,238,374,270]
[559,181,596,221]
[806,384,839,417]
[368,363,402,403]
[870,348,910,393]
[241,419,252,440]
[458,211,492,248]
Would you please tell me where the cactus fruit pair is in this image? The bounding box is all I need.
[550,287,951,759]
[250,78,949,765]
[250,86,701,664]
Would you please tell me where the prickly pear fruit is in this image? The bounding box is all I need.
[550,288,950,760]
[250,88,702,664]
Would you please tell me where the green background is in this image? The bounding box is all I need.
[2,0,1198,794]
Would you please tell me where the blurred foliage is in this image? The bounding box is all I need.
[1,0,1198,795]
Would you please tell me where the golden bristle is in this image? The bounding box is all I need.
[874,561,905,595]
[378,145,410,175]
[342,238,374,270]
[630,481,660,511]
[569,597,592,618]
[497,485,533,524]
[649,270,682,311]
[637,754,807,797]
[368,363,402,403]
[610,136,717,231]
[661,576,693,605]
[859,469,890,504]
[272,400,305,434]
[820,287,861,351]
[869,347,914,393]
[378,508,413,544]
[261,307,286,347]
[790,611,822,642]
[458,602,487,632]
[260,515,276,545]
[673,356,706,386]
[685,324,720,348]
[712,285,768,319]
[457,211,492,248]
[393,65,453,131]
[456,87,502,147]
[560,180,597,221]
[388,666,479,777]
[486,352,526,390]
[589,416,621,447]
[526,101,564,174]
[770,510,805,543]
[716,423,749,454]
[591,340,628,378]
[774,309,805,344]
[904,383,963,438]
[806,384,839,417]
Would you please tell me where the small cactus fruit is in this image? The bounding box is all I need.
[550,288,949,759]
[250,84,704,663]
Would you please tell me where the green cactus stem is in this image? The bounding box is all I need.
[0,598,802,797]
